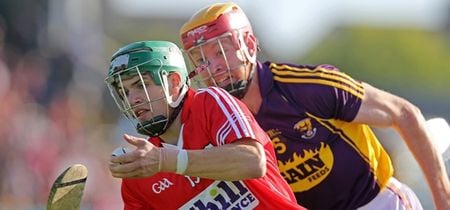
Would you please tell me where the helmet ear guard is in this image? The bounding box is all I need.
[239,31,258,65]
[161,70,189,108]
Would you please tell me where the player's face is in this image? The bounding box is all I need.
[117,73,167,123]
[188,35,249,88]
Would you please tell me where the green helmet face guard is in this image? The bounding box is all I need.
[105,41,189,136]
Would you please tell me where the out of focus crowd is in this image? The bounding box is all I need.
[0,1,123,209]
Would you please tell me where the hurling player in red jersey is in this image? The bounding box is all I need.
[179,2,450,210]
[105,40,305,210]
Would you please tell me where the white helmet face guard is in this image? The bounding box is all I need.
[187,33,251,97]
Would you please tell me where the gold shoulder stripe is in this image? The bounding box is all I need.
[273,76,364,99]
[270,63,363,90]
[272,68,364,95]
[315,67,361,88]
[270,63,362,88]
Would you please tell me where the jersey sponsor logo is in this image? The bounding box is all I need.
[152,178,174,194]
[278,142,334,192]
[266,129,282,139]
[294,118,317,139]
[179,180,259,210]
[267,129,286,154]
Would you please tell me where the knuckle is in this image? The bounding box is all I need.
[137,150,146,158]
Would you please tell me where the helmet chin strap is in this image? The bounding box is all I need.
[225,61,255,99]
[136,115,166,136]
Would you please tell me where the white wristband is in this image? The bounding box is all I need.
[176,149,188,174]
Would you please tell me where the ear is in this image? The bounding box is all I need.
[245,33,258,57]
[168,72,182,95]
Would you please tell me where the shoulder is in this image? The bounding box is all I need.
[194,87,233,101]
[267,62,339,70]
[267,62,343,80]
[267,62,361,91]
[191,87,240,110]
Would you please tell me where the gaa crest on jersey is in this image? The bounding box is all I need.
[180,180,259,209]
[152,178,174,194]
[294,118,317,139]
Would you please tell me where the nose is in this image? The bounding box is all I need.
[210,63,222,75]
[127,90,143,106]
[208,58,228,75]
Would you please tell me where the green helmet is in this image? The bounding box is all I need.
[105,41,189,136]
[107,41,188,85]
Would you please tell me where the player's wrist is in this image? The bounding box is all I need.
[159,148,177,172]
[159,148,189,174]
[176,149,188,174]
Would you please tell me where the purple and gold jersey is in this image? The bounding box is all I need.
[255,61,394,210]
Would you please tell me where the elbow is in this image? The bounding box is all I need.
[248,156,266,179]
[246,144,267,179]
[233,139,267,180]
[393,100,423,130]
[392,100,434,152]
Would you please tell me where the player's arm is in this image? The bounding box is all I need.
[109,135,266,181]
[352,82,450,210]
[110,88,267,181]
[161,137,266,181]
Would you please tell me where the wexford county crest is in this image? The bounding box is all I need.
[294,118,317,139]
[278,142,334,192]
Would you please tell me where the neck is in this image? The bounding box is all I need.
[241,65,262,114]
[159,112,182,145]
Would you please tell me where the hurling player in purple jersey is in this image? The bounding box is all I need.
[179,2,450,210]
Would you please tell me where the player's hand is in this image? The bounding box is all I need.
[109,134,161,178]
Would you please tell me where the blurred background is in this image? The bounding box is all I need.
[0,0,449,209]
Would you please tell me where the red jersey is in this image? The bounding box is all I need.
[121,87,303,210]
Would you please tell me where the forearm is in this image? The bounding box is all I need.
[394,106,450,209]
[160,139,267,181]
[351,83,450,208]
